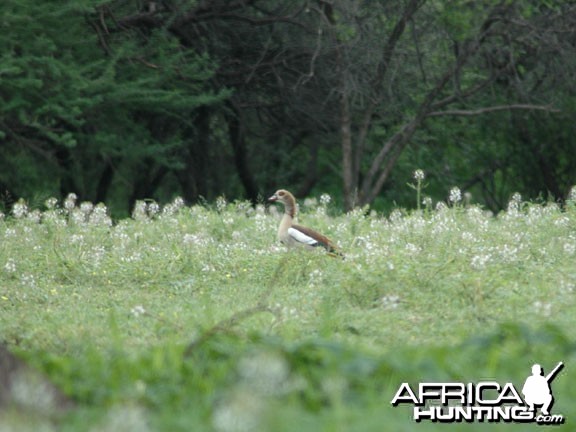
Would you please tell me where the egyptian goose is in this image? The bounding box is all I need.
[268,189,342,256]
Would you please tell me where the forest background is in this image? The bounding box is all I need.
[1,0,575,216]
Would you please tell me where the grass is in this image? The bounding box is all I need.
[1,190,575,431]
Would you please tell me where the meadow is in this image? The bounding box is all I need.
[1,186,575,431]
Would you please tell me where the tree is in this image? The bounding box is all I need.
[2,0,575,214]
[111,0,569,210]
[0,0,226,213]
[311,0,569,209]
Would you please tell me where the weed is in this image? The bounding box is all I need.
[0,190,575,430]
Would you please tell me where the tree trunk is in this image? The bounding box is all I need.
[55,147,80,198]
[227,107,259,204]
[129,159,168,210]
[340,91,355,210]
[95,158,116,204]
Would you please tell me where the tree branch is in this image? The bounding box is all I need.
[372,0,426,89]
[340,0,424,209]
[427,104,560,117]
[358,4,512,205]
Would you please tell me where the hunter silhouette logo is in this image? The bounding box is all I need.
[391,362,565,425]
[522,362,563,417]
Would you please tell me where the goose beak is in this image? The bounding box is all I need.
[268,193,278,202]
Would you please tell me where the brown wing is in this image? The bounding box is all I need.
[292,224,342,257]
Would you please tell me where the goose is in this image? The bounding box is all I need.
[268,189,342,257]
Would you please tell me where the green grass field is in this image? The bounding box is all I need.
[1,190,575,431]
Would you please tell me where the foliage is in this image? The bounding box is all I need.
[0,0,227,215]
[1,187,575,430]
[2,1,576,215]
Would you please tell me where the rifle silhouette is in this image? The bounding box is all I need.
[545,362,564,383]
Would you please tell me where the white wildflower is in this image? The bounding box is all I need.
[89,203,112,226]
[498,244,518,262]
[130,305,146,317]
[4,258,16,273]
[132,201,147,221]
[308,269,323,287]
[45,197,58,209]
[303,197,317,208]
[389,209,403,224]
[89,245,106,266]
[148,201,160,217]
[568,186,576,202]
[64,193,77,211]
[413,169,425,181]
[563,243,575,256]
[20,273,37,288]
[255,204,266,215]
[405,243,421,255]
[379,295,400,309]
[80,201,94,215]
[121,251,142,263]
[533,301,552,317]
[70,234,84,244]
[448,187,462,204]
[471,254,491,270]
[274,303,299,320]
[216,196,227,212]
[172,196,185,209]
[201,264,215,272]
[183,233,204,245]
[507,192,522,213]
[70,208,86,225]
[12,200,28,218]
[545,203,560,215]
[554,216,569,227]
[435,201,448,212]
[27,209,41,223]
[319,193,331,206]
[268,205,279,217]
[560,281,575,294]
